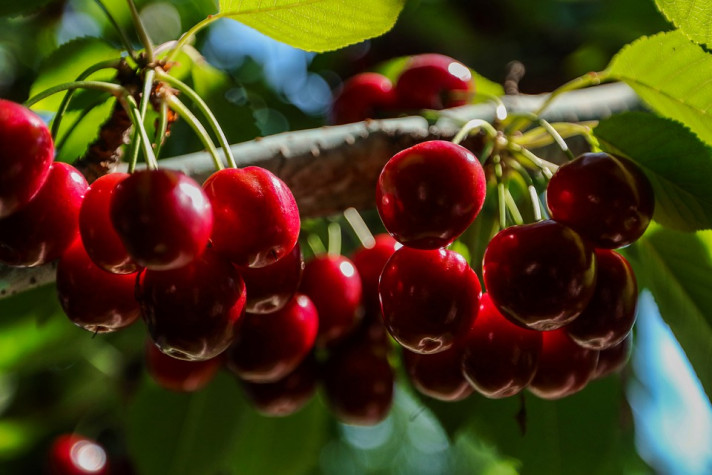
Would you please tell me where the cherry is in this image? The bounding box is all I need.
[376,140,486,249]
[226,293,318,383]
[546,152,655,249]
[203,166,300,268]
[403,345,473,402]
[56,239,140,333]
[110,169,212,271]
[0,100,54,218]
[350,233,400,313]
[593,333,633,380]
[299,254,362,347]
[137,247,246,361]
[566,250,637,350]
[236,242,304,314]
[79,172,139,274]
[379,247,480,354]
[330,73,396,124]
[48,434,108,475]
[528,329,599,400]
[394,54,474,110]
[461,294,542,399]
[145,342,221,392]
[0,162,87,267]
[483,220,597,331]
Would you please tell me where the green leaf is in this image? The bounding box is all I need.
[655,0,712,47]
[0,0,53,17]
[54,99,115,163]
[218,0,405,52]
[607,30,712,146]
[594,112,712,232]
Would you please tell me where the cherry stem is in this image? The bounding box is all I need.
[343,207,376,249]
[494,154,507,230]
[512,120,597,149]
[153,99,169,159]
[127,68,156,173]
[126,0,154,64]
[327,221,342,257]
[505,158,543,221]
[533,70,611,119]
[119,93,158,170]
[507,143,556,179]
[165,14,222,64]
[473,92,508,121]
[504,189,523,225]
[452,119,497,145]
[306,234,326,256]
[529,185,543,221]
[24,81,126,108]
[539,119,575,161]
[94,0,137,61]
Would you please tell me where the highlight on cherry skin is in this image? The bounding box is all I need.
[48,433,108,475]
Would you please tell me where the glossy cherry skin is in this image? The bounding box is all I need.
[403,345,473,402]
[203,167,300,268]
[236,242,304,314]
[48,434,108,475]
[137,248,246,361]
[0,100,54,218]
[226,294,318,383]
[547,152,655,249]
[145,342,221,392]
[528,329,599,400]
[110,169,213,270]
[461,294,542,399]
[593,333,633,379]
[330,73,396,124]
[395,54,474,110]
[299,254,362,347]
[351,234,400,313]
[483,220,597,331]
[56,239,140,333]
[0,162,87,267]
[377,140,486,249]
[380,247,480,354]
[566,250,638,350]
[79,173,139,274]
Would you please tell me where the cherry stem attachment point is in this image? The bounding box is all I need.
[452,119,497,145]
[343,207,375,249]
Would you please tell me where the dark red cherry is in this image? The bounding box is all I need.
[483,220,597,331]
[547,152,655,249]
[56,239,140,333]
[379,247,480,354]
[0,100,54,218]
[0,162,87,267]
[462,294,541,399]
[593,333,633,379]
[376,140,486,249]
[395,54,474,109]
[566,250,637,350]
[226,294,318,383]
[299,254,362,347]
[145,342,221,392]
[137,248,246,361]
[110,169,213,270]
[330,73,396,124]
[203,166,300,268]
[528,329,599,400]
[79,172,139,274]
[351,233,400,313]
[48,433,108,475]
[403,345,473,402]
[236,242,304,314]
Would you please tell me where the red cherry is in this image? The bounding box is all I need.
[137,248,246,361]
[351,233,400,313]
[56,239,140,333]
[203,166,300,268]
[395,54,474,109]
[226,293,318,383]
[483,220,597,331]
[566,250,638,350]
[48,434,108,475]
[461,294,542,398]
[528,329,599,400]
[330,73,396,124]
[145,342,221,392]
[593,333,633,380]
[0,162,87,267]
[236,242,304,314]
[79,173,139,274]
[403,345,473,402]
[299,254,362,347]
[379,247,480,354]
[110,169,213,270]
[0,100,54,218]
[547,152,655,249]
[376,140,486,249]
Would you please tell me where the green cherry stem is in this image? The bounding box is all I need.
[327,221,342,257]
[153,99,169,159]
[539,119,575,161]
[126,0,154,64]
[493,154,507,230]
[306,234,327,256]
[505,158,543,221]
[533,70,610,118]
[25,81,126,108]
[508,142,556,179]
[118,93,158,170]
[94,0,137,61]
[127,68,156,173]
[452,119,497,145]
[165,15,220,64]
[504,189,523,225]
[343,207,376,249]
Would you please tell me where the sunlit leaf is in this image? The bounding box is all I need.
[655,0,712,46]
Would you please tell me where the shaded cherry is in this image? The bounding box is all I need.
[379,247,480,354]
[566,250,637,350]
[483,219,597,331]
[0,99,54,218]
[351,233,400,313]
[403,345,473,402]
[528,329,599,400]
[330,72,396,124]
[461,294,542,399]
[48,434,108,475]
[395,54,474,110]
[56,239,140,333]
[137,247,246,361]
[79,172,138,274]
[110,169,212,270]
[0,162,87,267]
[593,333,633,380]
[145,342,221,392]
[377,140,486,249]
[546,152,655,249]
[203,166,300,268]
